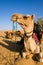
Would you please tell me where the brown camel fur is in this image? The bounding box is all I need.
[11,13,43,62]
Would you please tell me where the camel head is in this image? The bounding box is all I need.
[11,13,34,33]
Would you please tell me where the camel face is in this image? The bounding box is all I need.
[11,13,34,33]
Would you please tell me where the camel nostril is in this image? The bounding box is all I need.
[16,17,18,20]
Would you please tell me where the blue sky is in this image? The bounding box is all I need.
[0,0,43,30]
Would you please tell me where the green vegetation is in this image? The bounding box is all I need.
[37,18,43,33]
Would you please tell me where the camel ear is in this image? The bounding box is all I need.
[31,14,35,19]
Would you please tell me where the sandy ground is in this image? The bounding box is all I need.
[0,30,43,65]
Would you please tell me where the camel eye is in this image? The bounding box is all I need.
[23,16,27,19]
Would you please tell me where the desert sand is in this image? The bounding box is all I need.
[0,30,43,65]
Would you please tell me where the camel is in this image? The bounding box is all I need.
[11,13,43,62]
